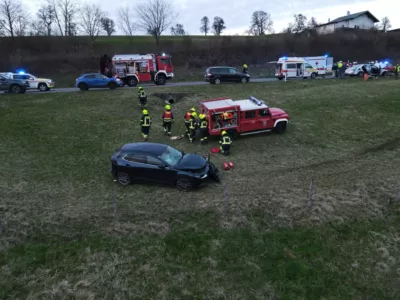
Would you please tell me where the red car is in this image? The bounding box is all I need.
[199,96,290,139]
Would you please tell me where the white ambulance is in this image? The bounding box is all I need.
[302,56,334,76]
[274,57,319,80]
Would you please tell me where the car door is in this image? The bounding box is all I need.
[0,75,7,90]
[94,73,107,87]
[256,108,273,130]
[83,74,95,87]
[144,155,176,185]
[304,63,314,77]
[121,153,149,183]
[228,68,239,82]
[239,110,257,133]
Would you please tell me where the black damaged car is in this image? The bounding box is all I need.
[110,142,220,191]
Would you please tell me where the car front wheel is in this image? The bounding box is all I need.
[176,177,193,191]
[240,77,247,83]
[38,83,48,92]
[117,172,132,185]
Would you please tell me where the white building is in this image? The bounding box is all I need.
[315,11,379,35]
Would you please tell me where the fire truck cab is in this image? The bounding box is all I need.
[111,53,174,87]
[200,96,290,139]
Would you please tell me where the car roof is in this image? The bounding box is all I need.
[208,66,236,69]
[119,142,168,156]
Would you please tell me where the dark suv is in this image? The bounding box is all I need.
[204,66,250,84]
[0,75,29,94]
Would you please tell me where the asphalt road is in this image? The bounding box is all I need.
[24,76,333,94]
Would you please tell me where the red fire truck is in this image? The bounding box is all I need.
[200,96,290,139]
[111,53,174,86]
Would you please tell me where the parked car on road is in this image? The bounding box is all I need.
[76,73,122,91]
[345,63,393,77]
[110,142,220,191]
[0,72,54,91]
[204,66,250,84]
[0,74,29,94]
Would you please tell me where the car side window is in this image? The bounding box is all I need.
[229,68,237,74]
[305,63,313,68]
[85,74,95,79]
[146,156,162,166]
[259,109,270,117]
[124,154,146,163]
[245,111,256,119]
[213,68,221,74]
[286,63,296,69]
[94,73,104,78]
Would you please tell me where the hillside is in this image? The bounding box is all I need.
[1,30,399,81]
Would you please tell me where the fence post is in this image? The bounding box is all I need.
[308,176,314,214]
[113,180,118,220]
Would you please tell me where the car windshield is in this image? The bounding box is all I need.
[159,145,183,166]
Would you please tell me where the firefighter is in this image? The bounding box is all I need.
[219,130,232,156]
[162,104,174,136]
[188,111,197,143]
[184,107,195,136]
[140,109,151,141]
[198,114,209,145]
[337,61,343,78]
[395,64,400,80]
[242,64,248,73]
[137,87,147,107]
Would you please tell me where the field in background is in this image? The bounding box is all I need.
[1,79,400,299]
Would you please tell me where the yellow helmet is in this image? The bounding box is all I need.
[142,109,148,115]
[221,130,227,135]
[190,107,196,112]
[138,86,143,90]
[191,112,197,117]
[165,105,171,110]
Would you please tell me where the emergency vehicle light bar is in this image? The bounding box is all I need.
[249,96,267,106]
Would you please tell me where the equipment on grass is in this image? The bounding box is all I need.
[223,162,230,170]
[170,134,185,140]
[210,147,220,153]
[228,162,234,169]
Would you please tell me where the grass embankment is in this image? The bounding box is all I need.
[1,79,400,299]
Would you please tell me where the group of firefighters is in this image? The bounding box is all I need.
[137,86,232,155]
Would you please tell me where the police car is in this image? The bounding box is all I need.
[0,71,55,91]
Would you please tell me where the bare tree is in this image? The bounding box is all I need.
[49,0,78,36]
[36,4,56,35]
[307,17,318,29]
[292,13,307,33]
[0,0,27,38]
[101,17,115,36]
[79,3,105,44]
[282,23,293,34]
[117,6,135,36]
[212,16,226,35]
[136,0,177,46]
[248,10,273,35]
[380,16,391,32]
[200,16,209,35]
[0,19,4,36]
[171,23,185,35]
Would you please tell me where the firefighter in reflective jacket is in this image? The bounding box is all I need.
[137,87,147,107]
[242,64,248,73]
[395,64,400,79]
[198,114,209,145]
[162,104,174,136]
[219,130,232,155]
[184,107,195,136]
[140,109,151,141]
[188,112,197,143]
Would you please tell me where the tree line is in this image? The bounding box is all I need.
[0,0,393,46]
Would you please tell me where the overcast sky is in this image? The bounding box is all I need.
[21,0,398,35]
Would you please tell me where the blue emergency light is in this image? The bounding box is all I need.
[16,69,25,74]
[249,96,267,106]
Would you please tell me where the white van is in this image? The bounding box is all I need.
[274,57,319,80]
[302,56,334,76]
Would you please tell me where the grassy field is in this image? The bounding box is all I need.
[1,78,400,299]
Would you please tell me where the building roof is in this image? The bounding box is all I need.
[316,11,379,27]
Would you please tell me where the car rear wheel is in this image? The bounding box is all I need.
[214,78,221,84]
[38,83,48,92]
[240,77,247,83]
[176,177,193,191]
[117,172,132,185]
[78,83,88,91]
[274,122,287,134]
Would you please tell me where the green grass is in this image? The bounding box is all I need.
[1,79,400,299]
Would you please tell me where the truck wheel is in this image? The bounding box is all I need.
[78,83,88,91]
[127,77,138,87]
[38,83,48,92]
[108,82,118,89]
[227,129,237,140]
[156,75,166,85]
[310,73,317,79]
[10,84,22,94]
[274,122,287,134]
